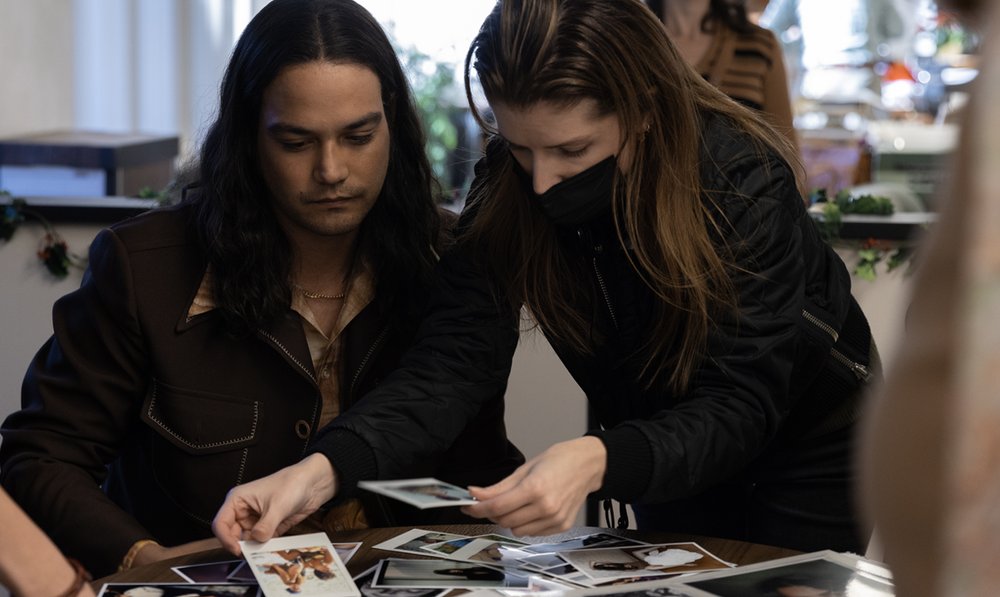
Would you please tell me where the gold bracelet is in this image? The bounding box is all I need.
[118,538,159,572]
[58,557,92,597]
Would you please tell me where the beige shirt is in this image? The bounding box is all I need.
[291,263,375,429]
[189,264,374,426]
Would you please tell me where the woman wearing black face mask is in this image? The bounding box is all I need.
[212,0,877,558]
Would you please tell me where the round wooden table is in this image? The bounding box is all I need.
[92,524,801,591]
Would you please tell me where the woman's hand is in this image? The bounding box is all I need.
[462,436,607,536]
[212,453,339,555]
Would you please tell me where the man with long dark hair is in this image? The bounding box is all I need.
[0,0,522,577]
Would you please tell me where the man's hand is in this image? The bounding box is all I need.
[212,453,339,555]
[461,436,607,536]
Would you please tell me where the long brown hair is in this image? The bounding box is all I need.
[463,0,801,393]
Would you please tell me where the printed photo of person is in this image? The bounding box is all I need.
[352,565,445,597]
[373,559,529,589]
[373,529,466,556]
[242,535,358,597]
[396,483,471,502]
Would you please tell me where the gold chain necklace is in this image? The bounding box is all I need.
[292,282,346,300]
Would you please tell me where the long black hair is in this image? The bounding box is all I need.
[189,0,440,335]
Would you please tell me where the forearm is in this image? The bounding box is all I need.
[1,460,150,576]
[307,427,376,496]
[0,490,92,597]
[316,248,520,484]
[595,396,774,504]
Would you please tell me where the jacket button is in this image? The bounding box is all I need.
[295,420,311,439]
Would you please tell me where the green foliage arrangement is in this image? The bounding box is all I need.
[1,187,163,278]
[809,188,912,281]
[1,191,83,278]
[393,41,461,196]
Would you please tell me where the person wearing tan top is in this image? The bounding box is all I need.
[648,0,798,148]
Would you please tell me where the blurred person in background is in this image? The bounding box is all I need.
[860,0,998,594]
[647,0,798,149]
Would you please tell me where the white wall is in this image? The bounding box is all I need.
[0,223,98,422]
[506,329,588,460]
[0,0,74,138]
[836,247,913,373]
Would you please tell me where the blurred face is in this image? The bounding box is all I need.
[492,99,622,194]
[257,61,390,246]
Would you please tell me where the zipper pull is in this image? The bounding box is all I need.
[850,362,873,383]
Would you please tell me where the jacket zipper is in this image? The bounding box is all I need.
[801,309,838,341]
[831,347,873,382]
[592,253,620,331]
[577,229,620,331]
[801,309,872,383]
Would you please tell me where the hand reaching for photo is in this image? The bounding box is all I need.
[212,453,339,555]
[461,436,607,536]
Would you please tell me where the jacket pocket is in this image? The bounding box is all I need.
[141,379,261,523]
[142,379,260,453]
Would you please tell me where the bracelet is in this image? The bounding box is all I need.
[117,538,159,572]
[58,557,91,597]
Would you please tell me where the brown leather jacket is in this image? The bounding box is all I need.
[0,204,523,576]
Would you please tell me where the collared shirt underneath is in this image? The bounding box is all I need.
[187,264,375,532]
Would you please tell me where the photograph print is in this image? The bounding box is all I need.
[352,564,447,597]
[521,532,647,554]
[357,478,477,509]
[421,534,528,557]
[673,551,894,597]
[172,560,245,583]
[240,532,359,597]
[560,542,730,582]
[372,528,468,556]
[97,583,260,597]
[372,558,531,590]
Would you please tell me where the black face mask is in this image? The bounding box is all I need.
[512,155,617,228]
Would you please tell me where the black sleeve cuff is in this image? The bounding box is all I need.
[307,427,378,498]
[586,425,653,501]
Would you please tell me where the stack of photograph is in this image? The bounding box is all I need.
[94,477,896,596]
[364,527,894,597]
